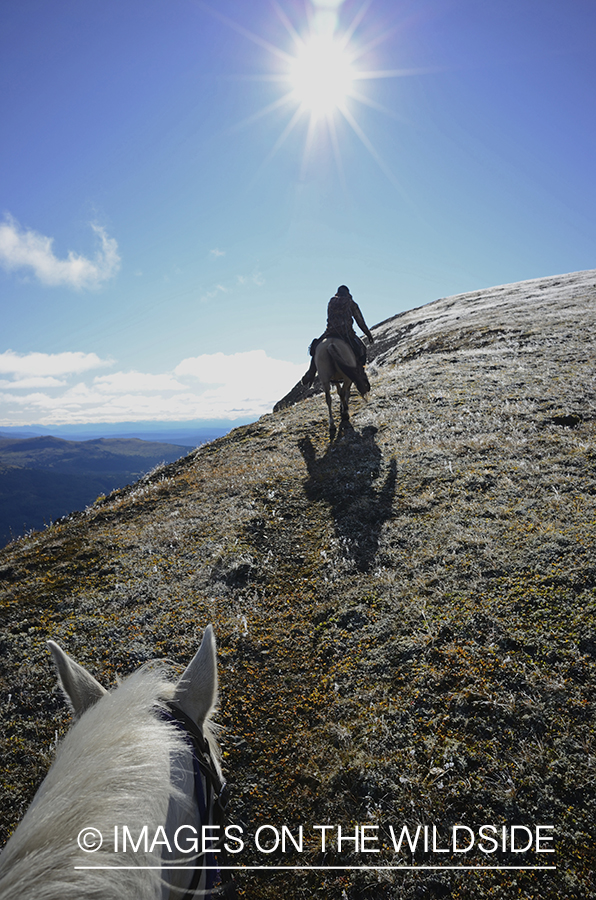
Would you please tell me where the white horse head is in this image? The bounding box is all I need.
[0,625,227,900]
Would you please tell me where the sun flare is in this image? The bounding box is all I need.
[211,0,408,186]
[289,35,354,117]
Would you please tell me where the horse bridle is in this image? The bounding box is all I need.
[163,701,232,899]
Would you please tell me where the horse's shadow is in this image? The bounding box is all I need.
[298,426,396,573]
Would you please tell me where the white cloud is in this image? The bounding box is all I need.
[201,268,264,303]
[0,350,111,377]
[199,284,228,303]
[93,371,186,393]
[176,349,303,389]
[210,248,225,258]
[236,271,265,287]
[0,376,67,389]
[0,215,120,289]
[0,349,305,425]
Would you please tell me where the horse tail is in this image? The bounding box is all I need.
[327,343,370,398]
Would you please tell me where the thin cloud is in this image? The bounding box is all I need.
[0,350,111,378]
[0,215,120,289]
[0,376,67,389]
[237,270,265,287]
[210,248,225,258]
[200,284,228,303]
[93,371,186,393]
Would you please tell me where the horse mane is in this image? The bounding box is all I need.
[0,664,219,900]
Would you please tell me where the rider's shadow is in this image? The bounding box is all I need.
[298,426,397,573]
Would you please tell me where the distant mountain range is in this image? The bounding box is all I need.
[0,435,195,546]
[0,419,249,445]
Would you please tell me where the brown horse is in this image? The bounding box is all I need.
[314,337,370,434]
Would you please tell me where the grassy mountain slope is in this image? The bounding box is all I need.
[0,436,191,546]
[1,269,595,900]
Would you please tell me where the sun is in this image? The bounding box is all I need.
[205,1,409,186]
[289,34,355,118]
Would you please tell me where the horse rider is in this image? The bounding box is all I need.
[301,285,374,387]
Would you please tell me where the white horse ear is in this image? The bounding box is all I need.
[47,640,108,719]
[173,624,218,727]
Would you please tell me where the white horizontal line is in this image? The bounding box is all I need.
[75,865,557,871]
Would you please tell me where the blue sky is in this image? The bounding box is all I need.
[1,0,594,426]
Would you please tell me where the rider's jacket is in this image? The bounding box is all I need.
[324,294,372,343]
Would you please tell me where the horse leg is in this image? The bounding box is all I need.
[324,386,336,435]
[339,380,351,421]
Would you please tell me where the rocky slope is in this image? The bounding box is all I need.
[1,269,595,900]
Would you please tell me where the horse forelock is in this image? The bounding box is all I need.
[0,666,211,900]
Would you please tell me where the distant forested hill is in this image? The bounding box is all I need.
[0,436,191,546]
